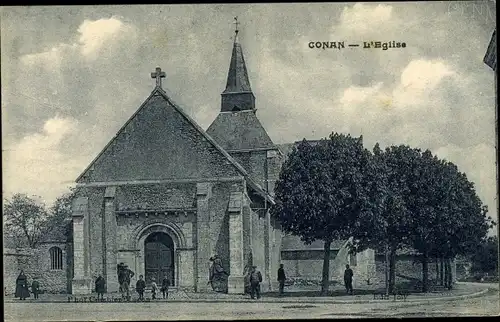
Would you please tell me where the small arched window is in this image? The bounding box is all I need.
[49,247,63,270]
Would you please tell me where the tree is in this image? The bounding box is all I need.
[271,133,384,295]
[3,193,49,248]
[3,189,77,248]
[471,236,499,275]
[428,161,495,288]
[46,188,76,238]
[367,145,428,293]
[402,151,494,292]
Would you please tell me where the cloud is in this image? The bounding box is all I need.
[19,16,137,66]
[339,3,393,33]
[399,59,455,92]
[3,116,84,205]
[78,17,129,57]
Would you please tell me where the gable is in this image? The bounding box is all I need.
[77,90,246,183]
[206,110,275,151]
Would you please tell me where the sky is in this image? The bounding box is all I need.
[1,2,497,228]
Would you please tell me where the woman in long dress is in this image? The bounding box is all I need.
[15,270,30,300]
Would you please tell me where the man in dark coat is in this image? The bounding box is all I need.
[249,266,263,300]
[15,270,30,300]
[117,263,134,301]
[95,275,106,301]
[277,264,286,295]
[135,275,146,301]
[31,277,40,300]
[344,264,354,295]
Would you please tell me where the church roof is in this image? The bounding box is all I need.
[207,110,276,151]
[223,34,252,94]
[76,87,273,204]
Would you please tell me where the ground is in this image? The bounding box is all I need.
[4,283,498,320]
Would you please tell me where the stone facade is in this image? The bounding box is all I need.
[4,243,72,295]
[280,236,376,287]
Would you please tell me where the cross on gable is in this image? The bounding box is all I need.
[151,67,166,89]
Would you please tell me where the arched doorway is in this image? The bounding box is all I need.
[144,232,175,286]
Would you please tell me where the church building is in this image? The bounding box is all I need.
[70,25,284,295]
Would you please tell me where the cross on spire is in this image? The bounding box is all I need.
[151,67,166,89]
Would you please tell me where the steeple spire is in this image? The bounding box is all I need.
[221,17,255,112]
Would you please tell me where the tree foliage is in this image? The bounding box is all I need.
[271,133,385,294]
[3,189,76,248]
[3,194,49,248]
[470,236,499,274]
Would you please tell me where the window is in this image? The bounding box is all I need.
[49,247,63,270]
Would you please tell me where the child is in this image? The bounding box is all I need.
[161,274,170,299]
[31,278,40,300]
[151,280,158,300]
[136,275,146,301]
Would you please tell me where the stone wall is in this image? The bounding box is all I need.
[374,254,446,286]
[4,245,71,295]
[281,248,375,287]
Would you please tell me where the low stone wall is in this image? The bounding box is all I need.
[3,245,71,295]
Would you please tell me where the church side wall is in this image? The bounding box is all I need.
[86,187,106,280]
[35,243,70,293]
[4,245,70,295]
[3,249,26,295]
[250,208,267,286]
[269,219,282,289]
[207,182,233,277]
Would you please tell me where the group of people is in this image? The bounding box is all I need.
[93,263,171,301]
[246,263,354,298]
[14,270,40,300]
[14,260,354,301]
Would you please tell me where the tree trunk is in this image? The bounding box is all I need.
[389,246,397,294]
[385,245,390,295]
[443,259,450,288]
[435,257,440,286]
[440,257,445,286]
[422,253,429,293]
[446,259,453,290]
[321,240,331,295]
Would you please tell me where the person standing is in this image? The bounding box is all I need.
[161,274,170,299]
[151,280,158,300]
[249,266,263,300]
[136,275,146,301]
[118,263,135,301]
[95,275,106,301]
[31,277,40,300]
[15,270,30,300]
[277,264,286,295]
[344,264,354,295]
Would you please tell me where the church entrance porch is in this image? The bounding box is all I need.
[144,232,175,286]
